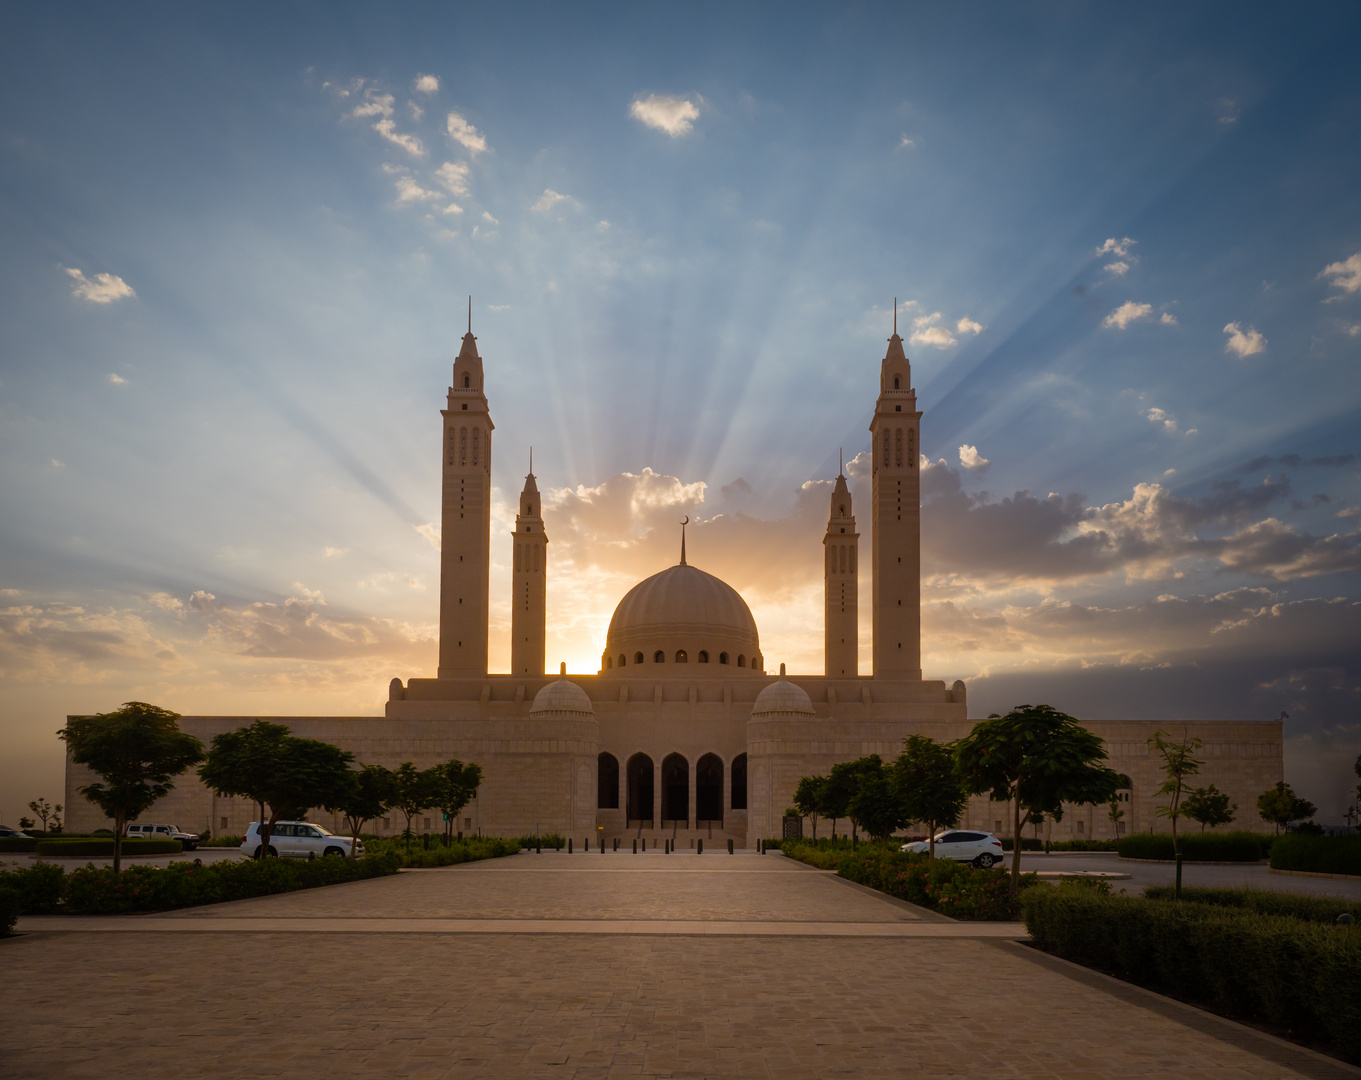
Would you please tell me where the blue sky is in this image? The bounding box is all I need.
[2,3,1359,825]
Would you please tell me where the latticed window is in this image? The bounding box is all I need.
[514,544,521,572]
[895,428,903,468]
[472,427,479,465]
[532,545,539,572]
[459,427,468,465]
[909,428,916,466]
[447,427,456,466]
[882,428,890,467]
[849,546,856,573]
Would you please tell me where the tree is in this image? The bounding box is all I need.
[1106,796,1124,837]
[892,735,967,858]
[430,759,482,843]
[1182,785,1236,833]
[848,759,908,845]
[956,704,1120,894]
[390,762,439,848]
[199,721,354,858]
[18,816,35,831]
[57,702,204,873]
[331,765,395,858]
[792,776,825,841]
[827,756,883,845]
[1148,730,1204,856]
[27,798,63,834]
[1354,752,1360,811]
[1257,781,1318,835]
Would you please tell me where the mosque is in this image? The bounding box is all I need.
[65,319,1284,845]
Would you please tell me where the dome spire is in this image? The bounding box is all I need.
[679,515,689,566]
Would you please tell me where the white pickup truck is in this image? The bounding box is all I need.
[125,823,201,850]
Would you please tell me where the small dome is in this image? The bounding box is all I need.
[530,677,595,715]
[751,673,814,716]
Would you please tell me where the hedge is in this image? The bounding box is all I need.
[780,840,1036,920]
[35,837,182,857]
[1142,886,1360,924]
[363,835,521,867]
[0,888,19,936]
[1117,831,1271,862]
[0,838,38,853]
[0,862,69,914]
[1022,884,1361,1062]
[1270,833,1361,877]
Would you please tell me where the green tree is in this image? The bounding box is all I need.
[848,759,908,845]
[199,721,355,858]
[827,756,883,845]
[391,762,439,848]
[27,798,62,834]
[430,759,483,843]
[792,775,825,841]
[892,735,967,858]
[956,704,1120,894]
[17,816,35,831]
[331,764,395,858]
[57,702,204,873]
[1148,730,1204,856]
[1256,781,1318,835]
[1106,796,1124,837]
[1182,785,1236,833]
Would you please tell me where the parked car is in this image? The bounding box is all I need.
[901,830,1006,868]
[240,821,362,860]
[125,823,200,850]
[0,825,30,838]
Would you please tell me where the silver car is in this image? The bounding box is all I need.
[901,830,1006,868]
[240,821,362,860]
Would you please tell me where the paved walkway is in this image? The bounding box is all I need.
[2,851,1355,1080]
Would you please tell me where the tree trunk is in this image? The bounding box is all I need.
[113,811,124,875]
[928,819,935,859]
[1011,797,1023,895]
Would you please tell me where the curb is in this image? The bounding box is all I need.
[1268,867,1361,882]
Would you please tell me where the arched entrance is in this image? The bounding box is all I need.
[597,752,619,810]
[731,753,748,810]
[626,753,654,826]
[661,753,688,825]
[696,753,723,823]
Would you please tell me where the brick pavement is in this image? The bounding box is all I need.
[1,851,1353,1080]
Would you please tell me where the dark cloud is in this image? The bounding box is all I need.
[1237,453,1359,473]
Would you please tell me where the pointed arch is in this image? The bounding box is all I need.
[730,752,748,810]
[597,752,619,809]
[696,753,723,822]
[661,753,689,823]
[626,753,654,824]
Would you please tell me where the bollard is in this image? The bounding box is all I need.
[759,839,765,855]
[423,833,430,851]
[728,839,733,855]
[568,838,573,853]
[599,837,604,854]
[642,837,646,853]
[633,838,637,854]
[536,836,541,854]
[1175,853,1183,899]
[697,839,703,855]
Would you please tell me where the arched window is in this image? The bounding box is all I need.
[696,753,723,822]
[839,504,845,516]
[737,654,746,668]
[661,753,688,823]
[675,649,687,663]
[626,753,654,824]
[849,547,856,573]
[894,375,900,390]
[532,546,539,572]
[753,653,762,671]
[463,374,470,388]
[698,650,709,663]
[719,652,729,664]
[731,752,748,810]
[619,654,627,667]
[634,652,644,665]
[597,752,619,810]
[606,656,613,669]
[654,650,665,663]
[514,544,521,573]
[839,545,847,574]
[460,427,468,466]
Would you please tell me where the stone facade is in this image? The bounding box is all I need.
[64,315,1283,844]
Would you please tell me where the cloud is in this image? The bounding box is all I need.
[1104,261,1130,276]
[629,94,700,137]
[322,547,348,558]
[373,119,425,157]
[107,373,127,385]
[1319,251,1361,296]
[1160,312,1178,325]
[1103,301,1153,329]
[62,267,135,304]
[958,445,990,471]
[435,161,470,196]
[531,189,575,214]
[414,74,439,95]
[393,175,440,203]
[407,101,423,121]
[956,317,983,336]
[1147,407,1178,434]
[482,211,499,225]
[1096,237,1136,258]
[352,91,393,119]
[898,135,915,149]
[1224,322,1267,357]
[909,312,956,349]
[414,523,441,551]
[446,111,488,154]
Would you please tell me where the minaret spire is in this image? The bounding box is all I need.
[893,298,897,336]
[468,295,472,333]
[680,516,689,566]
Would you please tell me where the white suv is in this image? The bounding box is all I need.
[901,830,1006,868]
[125,823,200,850]
[240,821,362,860]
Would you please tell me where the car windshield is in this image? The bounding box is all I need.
[309,824,333,836]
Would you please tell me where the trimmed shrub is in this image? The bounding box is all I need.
[363,835,520,867]
[1117,831,1270,862]
[510,833,566,851]
[199,834,244,848]
[1270,833,1361,877]
[35,838,181,857]
[781,840,1036,920]
[1143,886,1360,924]
[1022,884,1361,1062]
[0,838,38,853]
[0,888,19,936]
[0,862,65,914]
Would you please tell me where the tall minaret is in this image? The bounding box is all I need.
[510,455,547,678]
[438,302,494,678]
[823,456,859,677]
[868,302,922,679]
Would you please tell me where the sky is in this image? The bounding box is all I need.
[1,3,1359,827]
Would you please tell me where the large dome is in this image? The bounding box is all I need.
[602,562,763,675]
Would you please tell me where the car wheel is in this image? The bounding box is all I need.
[267,846,278,858]
[323,846,344,858]
[975,853,997,869]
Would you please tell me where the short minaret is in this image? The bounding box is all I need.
[868,301,922,678]
[438,302,495,678]
[823,454,859,677]
[511,455,547,678]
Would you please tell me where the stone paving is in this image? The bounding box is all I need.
[2,851,1355,1080]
